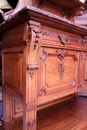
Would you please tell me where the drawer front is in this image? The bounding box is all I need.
[42,26,82,50]
[38,47,79,98]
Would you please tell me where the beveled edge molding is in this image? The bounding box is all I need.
[26,102,37,111]
[27,64,39,78]
[27,119,36,130]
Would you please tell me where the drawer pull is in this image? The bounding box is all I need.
[59,35,70,45]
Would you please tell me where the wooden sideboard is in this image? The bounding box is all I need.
[1,6,87,130]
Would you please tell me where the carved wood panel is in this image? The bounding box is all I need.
[12,98,23,118]
[38,48,79,98]
[4,53,23,93]
[3,88,23,121]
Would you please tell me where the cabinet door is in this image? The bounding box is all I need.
[38,48,79,98]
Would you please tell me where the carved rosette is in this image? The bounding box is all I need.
[31,27,42,49]
[27,64,39,78]
[39,88,47,96]
[72,80,77,87]
[26,102,37,111]
[27,120,36,130]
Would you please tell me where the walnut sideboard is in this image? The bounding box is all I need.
[1,6,87,130]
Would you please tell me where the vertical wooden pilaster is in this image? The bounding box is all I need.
[23,21,42,130]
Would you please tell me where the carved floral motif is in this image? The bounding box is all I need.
[56,50,68,60]
[32,27,42,49]
[56,50,67,79]
[58,61,66,79]
[27,64,39,78]
[27,102,37,111]
[27,120,36,130]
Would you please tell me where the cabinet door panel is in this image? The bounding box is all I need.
[38,48,79,96]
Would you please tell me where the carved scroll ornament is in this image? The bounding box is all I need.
[40,49,48,60]
[27,120,36,130]
[58,35,70,45]
[27,64,39,78]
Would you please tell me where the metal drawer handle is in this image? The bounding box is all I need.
[58,35,70,45]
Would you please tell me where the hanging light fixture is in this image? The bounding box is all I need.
[79,0,86,3]
[0,0,11,9]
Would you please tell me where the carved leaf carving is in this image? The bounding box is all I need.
[27,120,36,130]
[27,64,39,78]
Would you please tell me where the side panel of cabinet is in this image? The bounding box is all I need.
[38,47,80,105]
[2,47,24,122]
[2,47,23,94]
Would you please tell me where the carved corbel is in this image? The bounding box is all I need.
[67,6,84,20]
[27,64,39,78]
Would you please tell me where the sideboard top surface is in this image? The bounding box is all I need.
[0,6,87,36]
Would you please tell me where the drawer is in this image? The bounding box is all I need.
[42,26,82,50]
